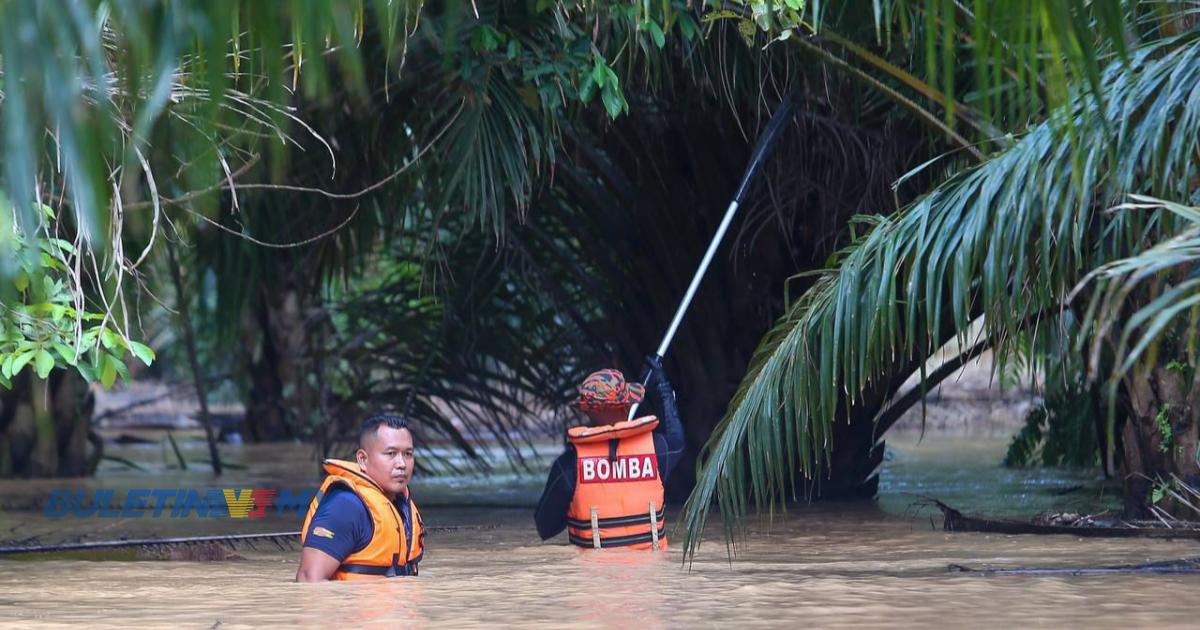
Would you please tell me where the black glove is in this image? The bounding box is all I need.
[639,354,667,393]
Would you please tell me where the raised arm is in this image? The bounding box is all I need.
[642,355,685,475]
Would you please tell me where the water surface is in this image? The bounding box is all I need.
[1,432,1196,628]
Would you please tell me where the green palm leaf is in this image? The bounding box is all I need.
[682,31,1200,561]
[1076,196,1200,376]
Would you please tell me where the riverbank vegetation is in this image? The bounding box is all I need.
[2,1,1198,558]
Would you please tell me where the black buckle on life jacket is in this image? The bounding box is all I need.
[607,438,619,462]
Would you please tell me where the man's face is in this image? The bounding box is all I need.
[356,426,414,499]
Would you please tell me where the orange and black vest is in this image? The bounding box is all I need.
[566,416,666,550]
[300,459,424,579]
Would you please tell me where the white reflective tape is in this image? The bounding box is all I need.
[590,507,601,550]
[649,501,659,551]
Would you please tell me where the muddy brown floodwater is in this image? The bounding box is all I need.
[1,432,1198,628]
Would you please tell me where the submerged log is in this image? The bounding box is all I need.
[934,500,1200,540]
[948,557,1200,576]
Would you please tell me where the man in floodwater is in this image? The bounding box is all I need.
[535,356,685,549]
[297,415,424,581]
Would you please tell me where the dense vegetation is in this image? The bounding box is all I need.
[2,1,1198,558]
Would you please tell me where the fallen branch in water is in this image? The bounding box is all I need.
[928,498,1200,540]
[0,525,499,557]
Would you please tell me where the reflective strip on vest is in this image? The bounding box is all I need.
[565,507,666,530]
[568,524,667,549]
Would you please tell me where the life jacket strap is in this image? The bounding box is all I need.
[406,551,423,576]
[339,562,419,577]
[566,506,666,530]
[567,524,667,549]
[590,508,600,549]
[649,501,659,551]
[339,563,397,577]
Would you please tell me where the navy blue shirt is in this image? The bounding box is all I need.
[534,382,685,540]
[303,486,413,562]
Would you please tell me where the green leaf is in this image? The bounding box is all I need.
[591,56,607,88]
[645,20,665,49]
[678,14,698,41]
[48,238,76,255]
[99,353,118,389]
[128,341,156,366]
[601,84,623,118]
[603,65,619,88]
[81,328,100,348]
[471,25,502,52]
[578,75,597,103]
[52,341,77,366]
[34,348,55,379]
[76,361,97,383]
[13,272,29,293]
[110,354,130,381]
[9,349,36,378]
[100,328,122,350]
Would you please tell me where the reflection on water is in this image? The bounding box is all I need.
[880,431,1122,518]
[1,433,1198,628]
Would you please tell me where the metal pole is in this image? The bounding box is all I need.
[654,199,740,360]
[629,90,798,420]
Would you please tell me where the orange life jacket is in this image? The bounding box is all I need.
[566,416,666,550]
[300,459,424,579]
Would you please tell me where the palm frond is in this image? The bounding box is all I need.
[1076,195,1200,377]
[681,31,1200,561]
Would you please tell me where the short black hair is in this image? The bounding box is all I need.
[358,414,411,448]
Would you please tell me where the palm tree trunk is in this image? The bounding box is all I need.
[244,271,309,442]
[1121,364,1200,518]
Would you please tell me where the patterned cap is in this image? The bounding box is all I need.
[575,369,644,411]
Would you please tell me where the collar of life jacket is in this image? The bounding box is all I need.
[567,415,659,444]
[322,458,411,501]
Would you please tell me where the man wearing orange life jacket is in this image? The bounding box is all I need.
[296,415,424,581]
[535,356,685,549]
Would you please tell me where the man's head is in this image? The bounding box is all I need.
[355,414,414,499]
[575,369,644,426]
